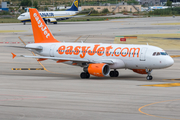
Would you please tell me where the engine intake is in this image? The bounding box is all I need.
[84,63,110,77]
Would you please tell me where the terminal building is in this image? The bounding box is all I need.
[0,2,9,11]
[135,0,161,6]
[82,2,141,13]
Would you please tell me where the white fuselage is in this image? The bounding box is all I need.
[26,42,174,70]
[17,11,79,22]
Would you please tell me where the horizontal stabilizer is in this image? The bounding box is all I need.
[7,46,43,50]
[11,52,16,59]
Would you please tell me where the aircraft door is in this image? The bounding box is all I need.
[50,44,56,57]
[140,48,147,61]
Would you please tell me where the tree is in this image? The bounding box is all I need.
[127,0,139,5]
[33,1,38,9]
[20,0,32,7]
[101,8,109,14]
[166,0,172,6]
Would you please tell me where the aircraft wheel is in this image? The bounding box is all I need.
[146,76,153,80]
[23,22,26,25]
[109,71,115,77]
[54,22,57,24]
[80,72,90,79]
[114,71,119,77]
[86,72,90,79]
[110,70,119,77]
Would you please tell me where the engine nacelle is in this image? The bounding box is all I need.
[84,63,110,77]
[47,18,57,23]
[132,69,147,74]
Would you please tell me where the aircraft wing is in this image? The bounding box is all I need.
[11,53,114,64]
[55,10,92,21]
[73,10,92,17]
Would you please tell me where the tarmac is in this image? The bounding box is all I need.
[0,16,180,120]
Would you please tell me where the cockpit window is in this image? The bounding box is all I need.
[153,52,156,56]
[157,52,160,56]
[160,52,168,55]
[20,15,25,16]
[153,52,168,56]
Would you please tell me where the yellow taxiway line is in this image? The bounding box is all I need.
[12,68,44,70]
[138,99,180,120]
[140,83,180,87]
[0,30,26,33]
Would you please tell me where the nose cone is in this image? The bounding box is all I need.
[17,16,21,20]
[166,57,174,67]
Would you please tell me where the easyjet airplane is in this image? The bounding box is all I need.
[12,8,174,80]
[17,0,81,25]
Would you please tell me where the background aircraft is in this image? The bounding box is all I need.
[12,8,174,80]
[17,0,80,25]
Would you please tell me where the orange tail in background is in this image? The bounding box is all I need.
[29,8,59,43]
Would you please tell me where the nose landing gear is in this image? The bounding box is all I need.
[146,69,153,80]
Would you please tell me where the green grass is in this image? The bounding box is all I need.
[0,18,21,23]
[60,16,132,22]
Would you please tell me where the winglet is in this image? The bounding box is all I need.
[11,52,16,59]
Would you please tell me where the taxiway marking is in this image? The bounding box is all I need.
[138,99,180,120]
[140,83,180,87]
[74,36,82,42]
[0,30,26,33]
[12,68,44,70]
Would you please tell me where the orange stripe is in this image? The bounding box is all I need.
[37,58,48,61]
[56,60,69,63]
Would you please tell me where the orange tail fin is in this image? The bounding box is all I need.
[29,8,59,43]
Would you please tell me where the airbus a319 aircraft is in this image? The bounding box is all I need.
[12,8,174,80]
[17,0,80,25]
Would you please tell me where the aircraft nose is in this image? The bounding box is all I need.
[166,57,174,67]
[17,16,20,20]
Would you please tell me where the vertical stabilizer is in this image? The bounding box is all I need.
[66,0,79,11]
[29,8,59,43]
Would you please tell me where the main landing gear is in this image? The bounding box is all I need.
[80,72,90,79]
[109,69,119,77]
[146,69,153,80]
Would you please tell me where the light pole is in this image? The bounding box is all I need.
[32,0,33,7]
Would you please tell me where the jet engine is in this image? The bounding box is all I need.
[47,18,57,24]
[84,63,110,77]
[132,69,147,74]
